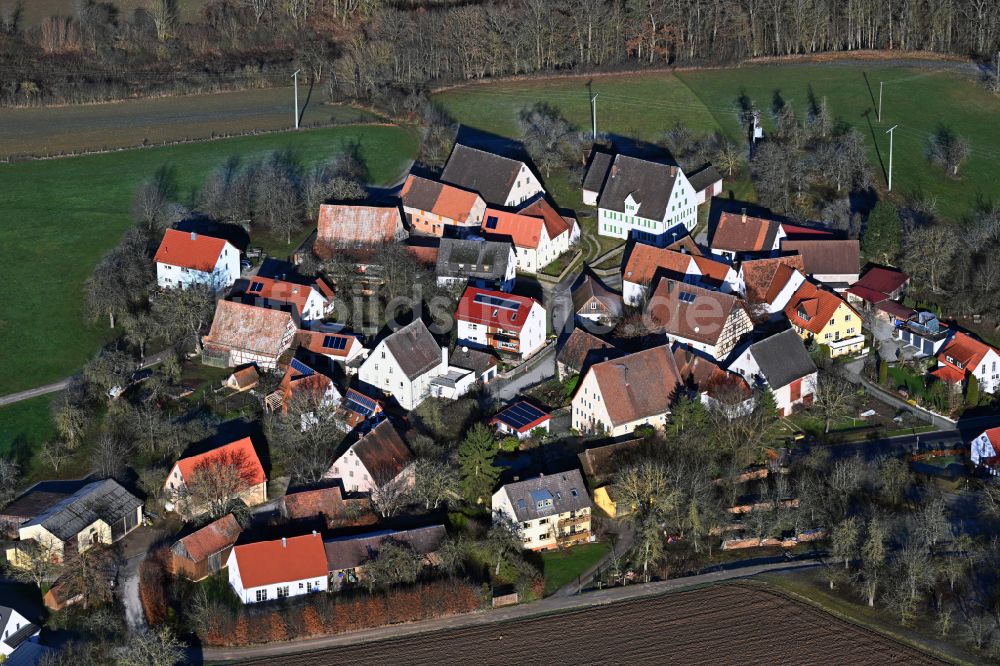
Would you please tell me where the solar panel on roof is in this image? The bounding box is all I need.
[678,291,696,303]
[498,402,547,430]
[473,293,520,311]
[346,391,378,416]
[290,358,314,377]
[323,335,348,350]
[485,215,499,229]
[248,281,264,294]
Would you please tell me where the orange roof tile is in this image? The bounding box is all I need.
[517,198,572,240]
[741,256,806,304]
[646,278,746,346]
[401,175,483,224]
[481,208,545,249]
[175,437,266,487]
[173,514,241,562]
[622,244,693,287]
[931,365,966,385]
[314,205,405,257]
[245,276,325,315]
[282,486,376,528]
[588,346,683,426]
[231,533,327,588]
[784,281,854,335]
[154,229,228,272]
[712,212,781,253]
[938,332,996,372]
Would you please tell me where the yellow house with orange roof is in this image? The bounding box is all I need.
[784,281,865,358]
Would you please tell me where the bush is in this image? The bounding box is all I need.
[139,549,170,626]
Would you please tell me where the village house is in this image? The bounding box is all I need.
[296,329,366,366]
[227,532,328,605]
[234,275,333,322]
[400,173,486,236]
[492,470,592,551]
[519,195,581,244]
[332,388,386,434]
[556,328,621,381]
[646,278,754,361]
[448,346,499,385]
[784,281,865,358]
[781,239,860,290]
[325,525,447,591]
[710,210,784,261]
[357,319,448,410]
[728,329,818,416]
[737,255,807,318]
[222,366,259,393]
[454,287,546,360]
[280,485,376,530]
[687,164,724,205]
[264,358,341,418]
[894,311,953,358]
[588,154,699,245]
[480,208,562,274]
[673,346,753,415]
[621,243,738,306]
[163,437,267,517]
[0,479,92,539]
[202,300,297,370]
[440,144,544,206]
[572,345,683,436]
[846,266,910,310]
[572,273,623,326]
[8,479,142,566]
[325,420,415,493]
[491,401,551,440]
[1,605,40,660]
[435,238,517,292]
[932,332,1000,394]
[313,204,408,259]
[970,427,1000,475]
[154,229,240,290]
[168,513,242,582]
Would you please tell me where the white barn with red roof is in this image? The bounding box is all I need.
[454,287,546,359]
[227,532,328,604]
[154,229,240,290]
[971,428,1000,475]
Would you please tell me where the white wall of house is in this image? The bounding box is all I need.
[496,419,550,440]
[299,289,329,322]
[728,349,817,416]
[598,173,698,244]
[456,303,545,359]
[157,242,239,290]
[571,369,668,437]
[665,308,752,362]
[503,165,544,206]
[325,445,376,492]
[1,607,36,657]
[492,489,591,551]
[972,350,1000,394]
[226,550,327,605]
[358,342,444,410]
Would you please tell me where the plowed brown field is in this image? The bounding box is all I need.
[256,583,945,665]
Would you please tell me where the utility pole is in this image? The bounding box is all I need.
[878,81,883,123]
[885,124,898,192]
[291,69,302,129]
[590,92,599,141]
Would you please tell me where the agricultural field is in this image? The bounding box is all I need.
[257,583,945,665]
[0,124,418,396]
[435,61,1000,222]
[0,395,56,463]
[0,87,378,159]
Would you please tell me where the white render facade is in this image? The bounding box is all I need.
[729,352,817,416]
[358,343,445,411]
[571,369,668,437]
[503,165,545,206]
[456,302,546,360]
[226,549,327,605]
[1,607,38,658]
[598,174,698,244]
[491,488,591,551]
[157,241,239,290]
[970,430,1000,475]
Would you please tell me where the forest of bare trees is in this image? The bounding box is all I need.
[1,0,998,107]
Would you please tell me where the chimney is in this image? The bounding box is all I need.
[670,166,677,177]
[741,208,747,223]
[312,530,318,537]
[441,346,449,368]
[281,537,287,548]
[190,231,197,241]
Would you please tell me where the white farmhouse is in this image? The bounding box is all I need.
[588,154,698,245]
[154,229,240,290]
[357,319,446,410]
[454,287,546,360]
[440,144,544,207]
[492,470,593,551]
[237,276,334,322]
[970,427,1000,475]
[202,300,297,370]
[325,420,415,492]
[728,329,818,417]
[227,533,328,605]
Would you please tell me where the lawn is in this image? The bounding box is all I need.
[541,542,610,595]
[435,62,1000,221]
[0,395,56,464]
[0,124,419,396]
[887,365,928,398]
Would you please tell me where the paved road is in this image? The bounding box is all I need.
[0,349,174,407]
[197,558,820,662]
[489,345,557,402]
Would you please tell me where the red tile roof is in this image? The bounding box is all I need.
[314,205,405,257]
[352,421,414,481]
[245,276,326,315]
[175,437,266,487]
[937,332,996,374]
[154,229,228,272]
[297,330,360,358]
[622,244,693,287]
[740,256,805,304]
[784,281,855,336]
[712,212,781,253]
[203,300,295,357]
[588,346,683,426]
[780,223,835,239]
[454,286,540,333]
[274,361,335,413]
[231,533,327,588]
[978,427,1000,461]
[517,197,573,241]
[673,347,750,400]
[931,364,966,385]
[490,401,551,433]
[481,208,545,249]
[282,486,376,528]
[400,174,483,223]
[173,514,241,562]
[849,267,909,300]
[646,278,746,346]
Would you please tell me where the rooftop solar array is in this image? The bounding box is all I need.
[345,389,380,417]
[473,293,521,311]
[485,215,499,229]
[248,281,264,294]
[290,358,314,377]
[497,401,548,431]
[323,335,349,350]
[678,291,696,303]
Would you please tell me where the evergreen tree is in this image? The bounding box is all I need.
[966,374,980,408]
[861,202,902,266]
[878,359,888,386]
[457,424,499,504]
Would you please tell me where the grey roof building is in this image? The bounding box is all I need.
[382,320,443,381]
[324,525,446,572]
[688,164,722,194]
[436,238,514,285]
[0,478,91,538]
[739,328,817,390]
[19,478,143,543]
[495,470,591,523]
[449,346,498,380]
[597,155,681,222]
[440,145,536,205]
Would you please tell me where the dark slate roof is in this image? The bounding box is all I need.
[688,164,722,192]
[557,329,621,375]
[20,479,142,542]
[583,151,613,193]
[0,606,10,637]
[571,274,623,317]
[747,329,817,389]
[382,319,442,381]
[3,621,40,650]
[500,470,591,522]
[597,155,679,221]
[324,525,446,571]
[0,479,91,521]
[449,346,498,376]
[436,238,513,282]
[440,145,526,205]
